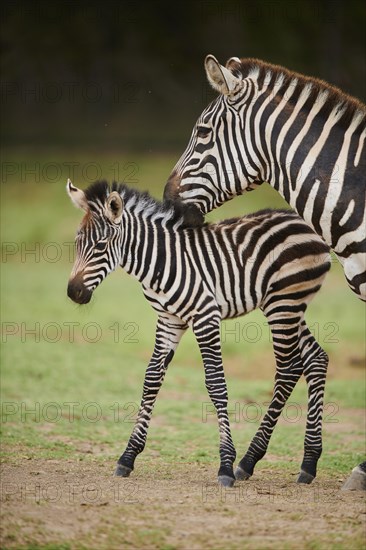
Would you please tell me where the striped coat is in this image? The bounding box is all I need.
[67,180,330,486]
[164,56,366,301]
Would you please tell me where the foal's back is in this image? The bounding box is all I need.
[191,209,330,318]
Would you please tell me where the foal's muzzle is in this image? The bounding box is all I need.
[67,276,92,304]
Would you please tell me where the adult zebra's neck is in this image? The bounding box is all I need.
[237,59,366,244]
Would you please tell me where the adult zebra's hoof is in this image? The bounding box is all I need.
[341,466,366,491]
[297,470,314,484]
[234,466,251,481]
[114,464,132,477]
[218,475,235,487]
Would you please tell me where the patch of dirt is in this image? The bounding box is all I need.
[1,453,365,549]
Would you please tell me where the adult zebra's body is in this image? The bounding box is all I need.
[67,179,330,486]
[164,56,366,301]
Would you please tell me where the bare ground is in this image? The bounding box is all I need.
[1,451,365,550]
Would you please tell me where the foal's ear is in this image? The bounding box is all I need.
[105,191,123,224]
[204,54,242,96]
[66,179,88,211]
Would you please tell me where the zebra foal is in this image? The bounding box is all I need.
[67,179,330,486]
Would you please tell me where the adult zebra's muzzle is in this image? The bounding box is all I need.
[164,169,181,201]
[164,170,205,227]
[67,275,92,305]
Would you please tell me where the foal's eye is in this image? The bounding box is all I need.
[196,125,211,139]
[95,241,107,251]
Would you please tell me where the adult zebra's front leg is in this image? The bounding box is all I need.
[115,315,187,477]
[193,314,237,487]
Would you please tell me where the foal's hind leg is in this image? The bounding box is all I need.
[297,321,328,484]
[235,311,304,480]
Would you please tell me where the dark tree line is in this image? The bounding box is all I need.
[1,0,365,149]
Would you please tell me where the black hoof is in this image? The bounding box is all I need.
[297,470,315,484]
[114,464,132,477]
[218,475,235,487]
[235,466,251,481]
[341,466,366,491]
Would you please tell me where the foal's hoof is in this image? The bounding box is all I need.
[114,464,132,477]
[218,475,235,487]
[235,466,251,481]
[341,466,366,491]
[297,470,315,484]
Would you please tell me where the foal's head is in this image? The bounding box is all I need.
[66,180,123,304]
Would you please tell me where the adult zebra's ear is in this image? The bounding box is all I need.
[105,191,123,225]
[66,179,88,211]
[204,55,241,96]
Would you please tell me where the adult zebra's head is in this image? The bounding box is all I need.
[164,54,263,215]
[66,179,123,304]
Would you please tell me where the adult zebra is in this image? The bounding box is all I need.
[67,178,330,486]
[164,56,366,302]
[164,56,366,490]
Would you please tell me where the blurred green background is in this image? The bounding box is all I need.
[1,0,365,475]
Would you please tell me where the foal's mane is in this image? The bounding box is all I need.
[84,180,204,227]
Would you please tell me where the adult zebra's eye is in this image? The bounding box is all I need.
[95,241,107,251]
[196,126,211,139]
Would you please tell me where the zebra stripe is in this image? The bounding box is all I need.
[164,56,366,301]
[67,180,330,486]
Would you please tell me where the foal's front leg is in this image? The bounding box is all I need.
[115,315,187,477]
[193,314,236,487]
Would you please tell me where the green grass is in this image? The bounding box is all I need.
[1,148,365,476]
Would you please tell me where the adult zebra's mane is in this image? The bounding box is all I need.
[84,180,204,227]
[228,58,366,129]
